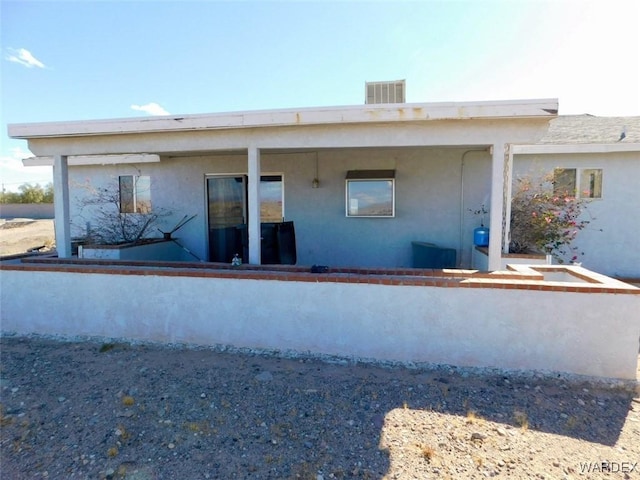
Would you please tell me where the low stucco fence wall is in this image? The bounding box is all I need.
[1,259,639,380]
[0,203,54,219]
[78,239,197,261]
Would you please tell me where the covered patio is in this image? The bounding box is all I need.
[10,99,559,270]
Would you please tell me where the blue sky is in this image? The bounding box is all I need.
[1,0,638,191]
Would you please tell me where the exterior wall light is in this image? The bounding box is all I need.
[312,152,320,188]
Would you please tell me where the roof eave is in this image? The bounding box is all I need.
[512,143,640,154]
[8,98,558,140]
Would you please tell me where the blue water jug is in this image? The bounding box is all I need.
[473,227,489,247]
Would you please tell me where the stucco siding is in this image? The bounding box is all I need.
[2,267,638,380]
[68,147,492,268]
[513,152,640,277]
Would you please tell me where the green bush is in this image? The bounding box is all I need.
[0,183,53,203]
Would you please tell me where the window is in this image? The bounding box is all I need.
[260,175,283,222]
[552,168,577,196]
[580,169,603,198]
[207,174,284,226]
[553,168,602,199]
[119,175,152,213]
[346,170,395,217]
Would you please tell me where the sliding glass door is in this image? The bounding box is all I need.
[206,174,285,263]
[207,176,247,263]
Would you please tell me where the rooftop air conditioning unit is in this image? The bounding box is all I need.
[365,80,406,104]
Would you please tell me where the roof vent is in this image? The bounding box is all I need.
[365,80,406,104]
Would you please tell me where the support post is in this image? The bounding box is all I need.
[247,147,261,264]
[53,155,72,258]
[488,144,505,271]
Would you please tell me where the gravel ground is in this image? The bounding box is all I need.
[1,336,639,479]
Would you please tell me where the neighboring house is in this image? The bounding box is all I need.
[8,95,639,278]
[511,115,640,279]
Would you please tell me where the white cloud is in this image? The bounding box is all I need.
[131,102,170,116]
[0,146,35,173]
[5,48,46,69]
[0,145,52,192]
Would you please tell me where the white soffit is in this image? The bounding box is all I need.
[22,153,161,167]
[512,143,640,155]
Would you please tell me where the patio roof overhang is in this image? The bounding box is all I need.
[10,101,559,160]
[8,98,558,140]
[22,153,161,167]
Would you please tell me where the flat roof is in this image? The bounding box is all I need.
[8,98,558,139]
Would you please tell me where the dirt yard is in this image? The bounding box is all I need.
[1,336,639,480]
[0,219,55,256]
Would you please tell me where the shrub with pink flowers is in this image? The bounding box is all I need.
[509,171,592,263]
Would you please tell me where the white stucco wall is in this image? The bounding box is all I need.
[1,268,638,380]
[68,147,492,268]
[0,203,54,219]
[79,240,195,261]
[513,152,640,278]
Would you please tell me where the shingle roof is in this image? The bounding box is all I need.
[539,115,640,144]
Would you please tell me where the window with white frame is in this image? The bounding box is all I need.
[553,168,602,199]
[579,169,603,198]
[119,175,152,213]
[260,175,284,222]
[345,170,395,217]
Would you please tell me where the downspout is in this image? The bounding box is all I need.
[459,149,489,268]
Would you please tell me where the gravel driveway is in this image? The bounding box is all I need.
[1,336,639,479]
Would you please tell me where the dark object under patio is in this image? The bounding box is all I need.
[411,241,457,269]
[260,221,297,265]
[211,221,297,265]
